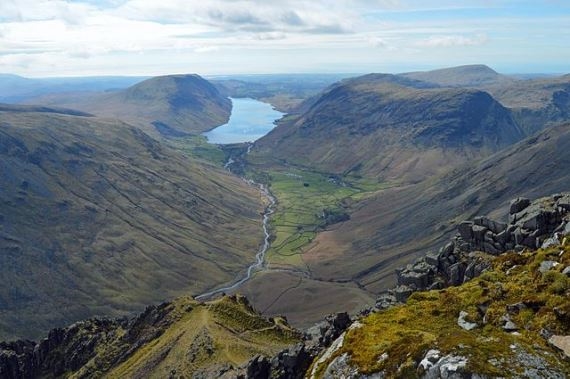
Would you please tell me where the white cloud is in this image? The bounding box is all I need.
[194,45,220,53]
[0,1,567,76]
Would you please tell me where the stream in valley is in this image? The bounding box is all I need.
[196,97,282,300]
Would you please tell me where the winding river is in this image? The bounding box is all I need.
[195,179,275,300]
[196,97,283,301]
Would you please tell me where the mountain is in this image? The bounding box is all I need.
[0,295,300,378]
[0,105,264,340]
[401,64,515,87]
[0,74,146,103]
[482,75,570,134]
[26,74,232,136]
[301,122,570,295]
[253,75,525,182]
[400,65,570,135]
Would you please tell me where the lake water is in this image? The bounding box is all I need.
[203,98,284,144]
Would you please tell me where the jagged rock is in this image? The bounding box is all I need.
[474,216,507,234]
[396,260,435,290]
[510,197,531,215]
[245,355,270,379]
[539,260,559,273]
[447,263,465,286]
[321,353,360,379]
[424,250,441,267]
[457,311,477,331]
[458,221,474,240]
[375,293,398,310]
[542,235,560,249]
[419,352,471,379]
[393,285,414,302]
[418,349,441,371]
[548,335,570,360]
[320,313,351,346]
[268,344,314,379]
[472,225,488,243]
[562,266,570,276]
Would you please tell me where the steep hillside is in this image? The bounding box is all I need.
[26,74,231,135]
[302,123,570,294]
[238,123,570,328]
[0,295,300,378]
[483,75,570,134]
[401,64,515,87]
[0,106,263,340]
[253,76,525,182]
[401,65,570,135]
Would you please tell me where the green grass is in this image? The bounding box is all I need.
[164,134,226,165]
[311,243,570,378]
[242,164,389,269]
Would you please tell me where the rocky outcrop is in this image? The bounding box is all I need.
[237,312,352,379]
[382,194,570,304]
[0,318,123,379]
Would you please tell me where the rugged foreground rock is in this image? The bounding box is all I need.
[383,193,570,304]
[309,194,570,378]
[0,296,299,378]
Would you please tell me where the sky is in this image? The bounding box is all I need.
[0,0,569,77]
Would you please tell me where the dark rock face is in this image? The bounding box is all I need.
[385,194,570,303]
[239,312,352,379]
[0,302,176,379]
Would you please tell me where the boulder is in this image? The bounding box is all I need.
[457,311,477,331]
[548,335,570,360]
[510,197,531,215]
[500,315,518,332]
[393,285,414,302]
[539,260,559,273]
[457,221,474,240]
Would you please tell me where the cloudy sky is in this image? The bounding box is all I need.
[0,0,569,77]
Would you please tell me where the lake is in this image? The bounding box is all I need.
[203,98,284,144]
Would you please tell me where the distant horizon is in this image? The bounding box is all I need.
[1,1,569,77]
[1,64,567,80]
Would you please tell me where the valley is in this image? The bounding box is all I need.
[1,64,570,377]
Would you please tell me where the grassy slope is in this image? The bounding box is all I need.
[303,123,570,293]
[254,79,524,183]
[101,296,299,378]
[232,160,383,327]
[0,108,263,340]
[312,243,570,378]
[24,74,232,136]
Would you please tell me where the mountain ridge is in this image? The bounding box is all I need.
[0,105,263,340]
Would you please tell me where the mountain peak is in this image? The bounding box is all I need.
[401,64,513,87]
